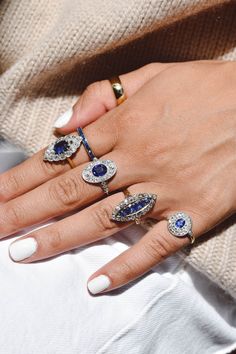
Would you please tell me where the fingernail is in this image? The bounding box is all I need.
[9,237,38,262]
[87,275,111,294]
[53,108,73,128]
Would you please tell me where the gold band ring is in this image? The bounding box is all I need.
[67,157,76,169]
[109,76,126,105]
[188,232,195,245]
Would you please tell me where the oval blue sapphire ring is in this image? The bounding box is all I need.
[44,134,82,168]
[82,158,117,195]
[78,127,117,195]
[167,212,195,244]
[111,190,157,224]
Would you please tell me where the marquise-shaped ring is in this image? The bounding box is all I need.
[167,212,195,244]
[82,158,117,195]
[111,192,157,224]
[44,135,82,168]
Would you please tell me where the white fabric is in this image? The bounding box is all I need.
[0,142,236,354]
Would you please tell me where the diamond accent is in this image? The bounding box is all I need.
[111,193,157,222]
[82,159,117,184]
[44,135,82,162]
[167,212,192,237]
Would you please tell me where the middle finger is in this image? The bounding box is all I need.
[0,151,135,238]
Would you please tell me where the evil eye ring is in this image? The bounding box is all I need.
[82,158,117,195]
[44,134,82,169]
[167,212,195,244]
[111,189,157,224]
[78,128,117,195]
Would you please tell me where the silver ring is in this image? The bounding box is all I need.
[167,212,195,244]
[111,191,157,224]
[82,158,117,195]
[78,128,117,195]
[44,134,82,168]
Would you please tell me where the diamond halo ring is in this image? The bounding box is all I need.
[167,211,195,244]
[44,134,82,168]
[78,127,117,195]
[82,158,117,195]
[111,190,157,224]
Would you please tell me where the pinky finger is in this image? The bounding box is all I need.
[87,218,202,295]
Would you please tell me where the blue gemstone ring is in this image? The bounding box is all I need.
[44,134,82,168]
[77,127,96,161]
[78,127,117,195]
[82,158,117,195]
[111,191,157,224]
[167,212,195,244]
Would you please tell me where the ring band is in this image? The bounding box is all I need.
[77,127,96,161]
[78,127,117,195]
[66,157,76,169]
[167,212,195,244]
[109,76,126,105]
[187,231,195,244]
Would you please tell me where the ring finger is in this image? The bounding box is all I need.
[8,183,205,295]
[8,182,162,263]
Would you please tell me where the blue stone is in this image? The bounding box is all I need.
[175,218,185,228]
[140,199,149,207]
[119,200,148,218]
[115,195,156,220]
[136,202,144,210]
[54,140,69,155]
[123,207,131,216]
[130,204,139,213]
[92,164,107,177]
[119,210,127,217]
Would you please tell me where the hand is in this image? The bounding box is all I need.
[1,61,236,294]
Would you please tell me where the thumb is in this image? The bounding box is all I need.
[54,63,169,134]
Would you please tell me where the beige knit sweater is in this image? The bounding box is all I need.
[1,0,236,299]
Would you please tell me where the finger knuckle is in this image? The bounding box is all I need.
[47,229,63,252]
[40,152,65,177]
[6,204,25,229]
[144,234,173,261]
[85,81,103,100]
[92,204,116,233]
[49,174,81,208]
[118,260,138,282]
[0,174,22,201]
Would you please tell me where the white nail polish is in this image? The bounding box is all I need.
[9,237,38,262]
[53,108,73,128]
[87,275,111,294]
